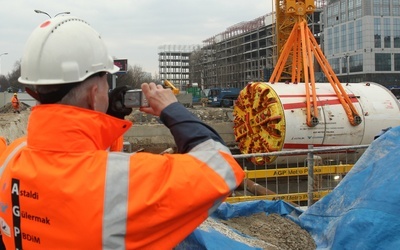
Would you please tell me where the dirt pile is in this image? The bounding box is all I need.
[0,102,30,114]
[0,103,31,144]
[219,213,315,249]
[179,212,316,249]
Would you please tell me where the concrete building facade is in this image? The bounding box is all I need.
[324,0,400,87]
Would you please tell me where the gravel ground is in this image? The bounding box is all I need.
[218,213,316,249]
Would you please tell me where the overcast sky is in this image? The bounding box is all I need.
[0,0,273,76]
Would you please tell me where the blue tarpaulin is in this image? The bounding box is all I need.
[299,126,400,249]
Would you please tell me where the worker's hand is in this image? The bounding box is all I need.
[107,85,133,119]
[140,82,178,116]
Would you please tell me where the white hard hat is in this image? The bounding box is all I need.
[18,16,119,85]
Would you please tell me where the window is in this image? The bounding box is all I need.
[327,28,333,55]
[374,18,381,48]
[394,0,400,16]
[382,0,390,16]
[384,18,391,48]
[356,20,363,50]
[375,53,391,71]
[340,1,347,22]
[329,58,340,74]
[349,0,354,10]
[395,54,400,71]
[349,10,354,20]
[334,26,340,54]
[341,24,347,52]
[348,22,355,51]
[373,0,381,16]
[350,54,363,72]
[394,19,400,48]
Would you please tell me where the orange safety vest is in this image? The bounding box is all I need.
[11,96,19,109]
[0,104,244,249]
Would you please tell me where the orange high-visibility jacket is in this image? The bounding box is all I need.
[0,103,244,249]
[11,96,19,109]
[110,135,124,152]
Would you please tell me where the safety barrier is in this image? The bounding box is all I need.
[228,145,370,206]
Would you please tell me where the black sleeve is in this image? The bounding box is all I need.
[0,234,5,250]
[160,102,226,153]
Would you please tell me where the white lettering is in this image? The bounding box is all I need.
[14,227,20,237]
[11,183,19,195]
[12,206,20,217]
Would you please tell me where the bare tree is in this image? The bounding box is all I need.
[0,75,8,92]
[6,61,22,92]
[153,71,161,84]
[115,65,153,89]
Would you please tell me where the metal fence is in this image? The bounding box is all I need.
[228,145,370,207]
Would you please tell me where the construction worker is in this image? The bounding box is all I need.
[0,16,244,249]
[11,93,20,113]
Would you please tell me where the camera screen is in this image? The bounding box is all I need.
[124,90,142,108]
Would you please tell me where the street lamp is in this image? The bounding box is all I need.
[54,11,70,17]
[34,9,70,18]
[343,53,349,84]
[0,52,8,76]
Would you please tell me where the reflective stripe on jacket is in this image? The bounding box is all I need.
[0,103,244,249]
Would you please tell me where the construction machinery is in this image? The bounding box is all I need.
[163,80,193,107]
[163,80,180,95]
[234,81,400,164]
[207,87,241,107]
[233,0,400,164]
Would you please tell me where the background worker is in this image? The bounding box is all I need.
[0,15,244,249]
[11,93,20,113]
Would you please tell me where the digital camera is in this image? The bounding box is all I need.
[123,89,149,108]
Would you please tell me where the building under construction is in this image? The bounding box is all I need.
[190,10,321,89]
[158,45,201,90]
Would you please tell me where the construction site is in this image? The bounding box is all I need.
[159,0,400,248]
[1,0,400,248]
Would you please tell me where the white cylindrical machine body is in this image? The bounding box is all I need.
[233,82,400,164]
[275,82,400,148]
